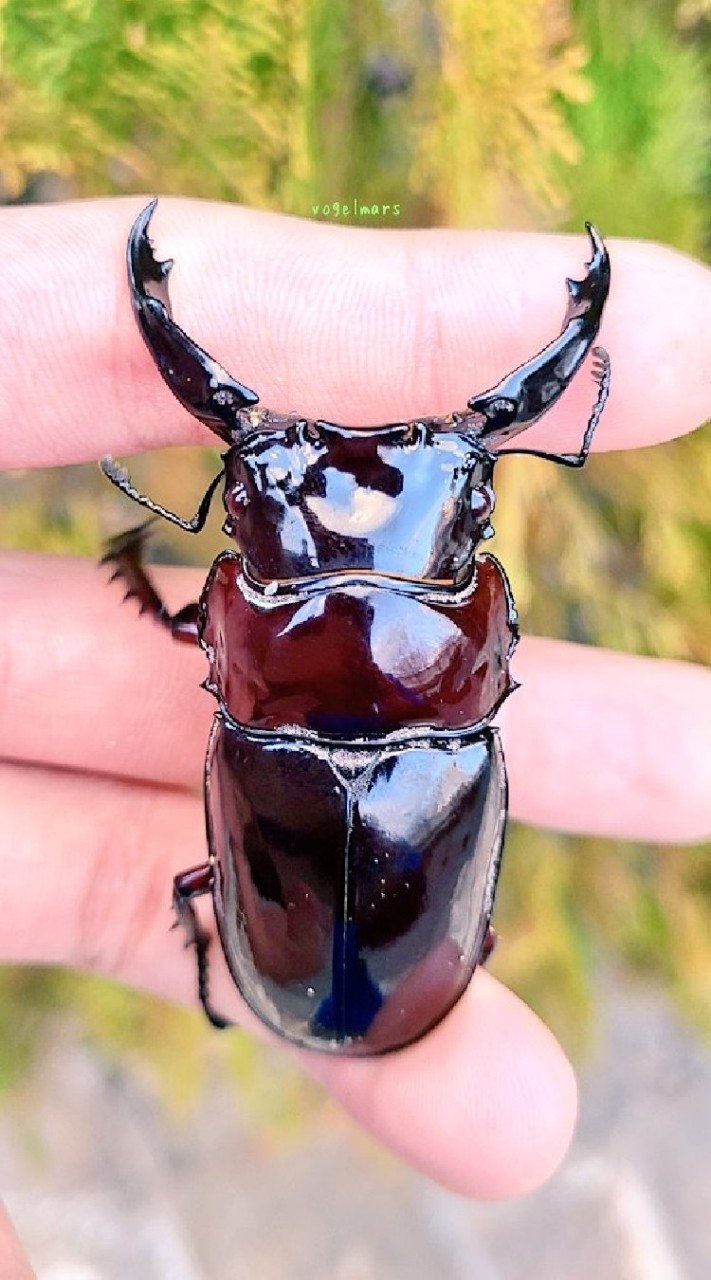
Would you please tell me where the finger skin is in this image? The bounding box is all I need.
[0,1203,35,1280]
[1,553,709,842]
[0,761,576,1198]
[307,972,578,1198]
[1,199,710,468]
[503,639,711,844]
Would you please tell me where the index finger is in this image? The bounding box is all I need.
[1,197,709,469]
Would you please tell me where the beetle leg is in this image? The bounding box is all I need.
[173,865,233,1030]
[128,200,259,444]
[100,457,223,533]
[101,521,200,644]
[492,345,611,468]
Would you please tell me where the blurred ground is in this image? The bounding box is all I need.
[1,975,709,1280]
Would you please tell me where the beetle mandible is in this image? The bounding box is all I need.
[101,201,610,1055]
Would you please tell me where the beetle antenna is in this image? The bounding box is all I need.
[100,455,223,533]
[580,345,612,457]
[490,346,611,467]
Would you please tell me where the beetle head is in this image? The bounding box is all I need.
[219,417,498,584]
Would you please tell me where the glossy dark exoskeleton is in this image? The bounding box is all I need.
[102,200,611,1055]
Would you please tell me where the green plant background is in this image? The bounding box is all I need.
[0,0,709,1108]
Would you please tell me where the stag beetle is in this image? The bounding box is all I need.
[101,201,610,1055]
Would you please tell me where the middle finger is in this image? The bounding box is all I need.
[1,552,709,842]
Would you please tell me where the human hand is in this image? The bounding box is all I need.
[0,1202,33,1280]
[1,200,710,1248]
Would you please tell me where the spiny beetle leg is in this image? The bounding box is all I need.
[101,521,200,644]
[173,865,233,1030]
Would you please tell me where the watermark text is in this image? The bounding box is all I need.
[311,200,401,220]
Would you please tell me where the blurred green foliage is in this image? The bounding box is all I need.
[564,0,711,247]
[1,0,709,1110]
[410,0,592,225]
[1,0,313,207]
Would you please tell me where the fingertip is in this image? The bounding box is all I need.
[303,970,578,1199]
[0,1201,34,1280]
